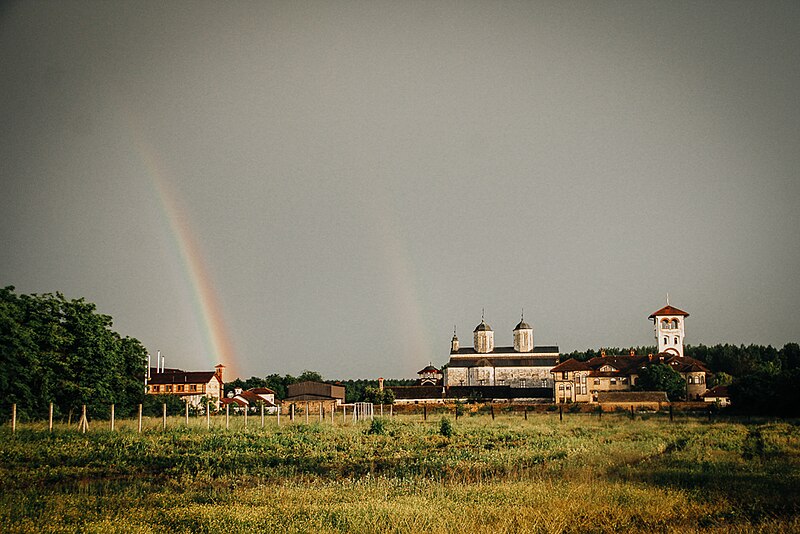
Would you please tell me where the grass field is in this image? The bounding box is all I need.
[1,412,799,533]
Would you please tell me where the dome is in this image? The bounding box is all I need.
[473,320,493,332]
[514,320,531,331]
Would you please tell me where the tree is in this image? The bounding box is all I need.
[0,287,147,421]
[635,363,686,401]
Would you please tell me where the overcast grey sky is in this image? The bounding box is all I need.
[2,1,799,380]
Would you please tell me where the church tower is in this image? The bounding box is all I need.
[450,327,459,353]
[513,312,533,353]
[473,313,494,354]
[649,300,689,357]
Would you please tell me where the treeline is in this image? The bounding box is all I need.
[0,286,147,422]
[226,373,415,403]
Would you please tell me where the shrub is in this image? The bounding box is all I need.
[367,418,386,435]
[439,417,453,438]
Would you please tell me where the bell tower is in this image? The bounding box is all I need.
[648,298,689,357]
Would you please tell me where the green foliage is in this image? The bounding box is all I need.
[635,363,686,401]
[439,416,453,437]
[0,286,147,421]
[363,386,395,405]
[366,417,386,435]
[729,369,800,416]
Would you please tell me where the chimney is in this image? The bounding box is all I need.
[378,377,384,391]
[600,349,606,357]
[215,364,225,384]
[630,348,635,357]
[157,350,162,373]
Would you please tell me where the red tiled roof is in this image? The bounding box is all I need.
[649,305,689,318]
[148,371,217,386]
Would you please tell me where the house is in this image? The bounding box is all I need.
[285,381,345,403]
[225,387,279,413]
[552,302,711,403]
[702,385,731,407]
[417,364,443,386]
[146,360,225,408]
[444,313,559,390]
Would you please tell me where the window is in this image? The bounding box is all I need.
[166,385,172,392]
[459,380,464,386]
[478,379,485,386]
[176,385,184,392]
[621,377,628,384]
[664,337,668,344]
[541,378,548,387]
[152,385,159,393]
[562,372,568,379]
[497,379,505,386]
[594,378,600,385]
[674,337,679,344]
[520,379,527,387]
[558,384,564,391]
[581,385,587,395]
[699,375,705,384]
[688,376,694,384]
[190,384,197,392]
[671,319,678,329]
[581,375,587,384]
[661,319,669,329]
[610,378,617,385]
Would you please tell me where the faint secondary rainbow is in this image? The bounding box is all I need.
[128,120,239,379]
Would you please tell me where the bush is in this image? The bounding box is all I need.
[367,418,386,435]
[439,417,453,438]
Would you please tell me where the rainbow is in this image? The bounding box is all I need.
[128,119,238,378]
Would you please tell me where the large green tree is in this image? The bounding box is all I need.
[0,286,147,421]
[635,363,686,401]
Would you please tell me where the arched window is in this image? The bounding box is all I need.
[674,337,679,344]
[664,337,668,344]
[661,319,669,329]
[671,319,678,329]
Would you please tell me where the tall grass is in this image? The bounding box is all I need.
[2,413,799,532]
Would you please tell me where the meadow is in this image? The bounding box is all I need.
[1,411,799,533]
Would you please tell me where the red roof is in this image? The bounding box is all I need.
[248,387,276,395]
[649,305,689,319]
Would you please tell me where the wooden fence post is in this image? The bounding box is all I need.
[138,404,142,433]
[342,405,346,424]
[455,404,459,421]
[185,401,189,426]
[630,405,635,420]
[380,404,383,417]
[599,405,602,420]
[559,404,563,422]
[244,406,248,429]
[290,404,295,422]
[423,405,427,422]
[319,403,323,422]
[277,406,281,426]
[261,404,265,428]
[305,402,309,424]
[206,402,211,430]
[162,403,167,431]
[390,404,393,418]
[11,404,16,434]
[669,404,673,422]
[49,403,54,432]
[491,405,495,420]
[111,404,115,431]
[226,404,230,430]
[524,408,527,421]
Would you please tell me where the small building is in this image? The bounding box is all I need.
[147,363,224,408]
[285,381,345,403]
[702,385,731,407]
[417,364,443,386]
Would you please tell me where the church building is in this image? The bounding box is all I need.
[444,314,559,388]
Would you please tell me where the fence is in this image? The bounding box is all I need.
[5,401,727,435]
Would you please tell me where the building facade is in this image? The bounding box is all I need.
[146,363,225,407]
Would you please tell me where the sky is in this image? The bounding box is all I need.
[2,1,799,381]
